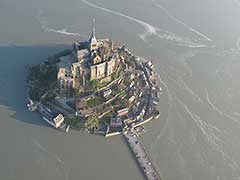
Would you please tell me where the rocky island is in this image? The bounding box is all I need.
[27,22,162,180]
[27,22,161,136]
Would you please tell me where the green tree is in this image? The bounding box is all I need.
[85,116,99,130]
[112,72,117,80]
[91,79,100,90]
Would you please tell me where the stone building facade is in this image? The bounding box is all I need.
[57,22,119,97]
[58,68,73,97]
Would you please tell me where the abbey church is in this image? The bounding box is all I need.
[57,21,120,97]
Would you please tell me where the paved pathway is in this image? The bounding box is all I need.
[124,130,161,180]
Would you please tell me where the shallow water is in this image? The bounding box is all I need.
[1,0,240,179]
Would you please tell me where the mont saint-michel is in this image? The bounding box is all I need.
[27,22,161,134]
[2,1,240,180]
[27,22,162,179]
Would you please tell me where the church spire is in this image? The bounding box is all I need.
[89,19,98,51]
[92,18,95,36]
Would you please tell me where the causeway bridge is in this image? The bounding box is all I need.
[123,130,162,180]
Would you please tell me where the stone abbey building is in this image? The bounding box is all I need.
[57,22,120,97]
